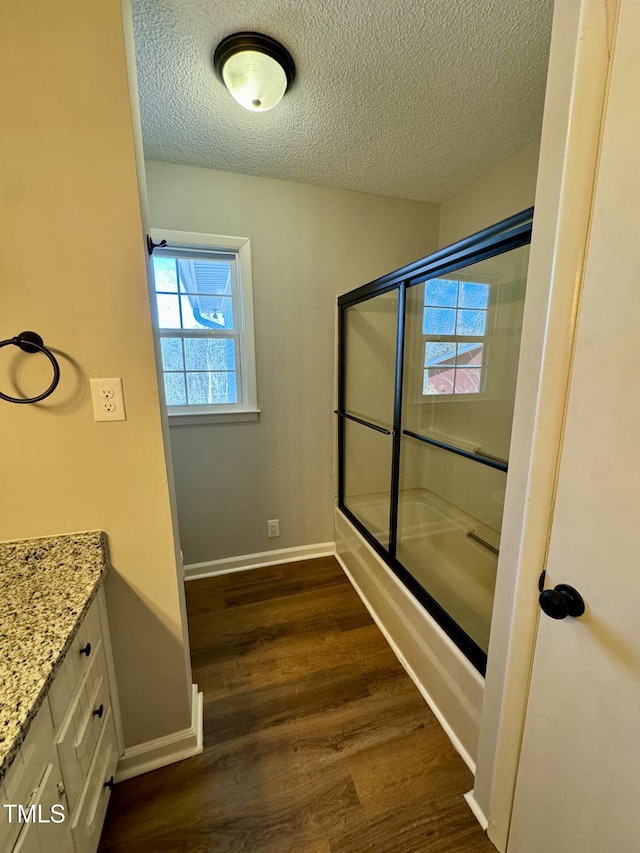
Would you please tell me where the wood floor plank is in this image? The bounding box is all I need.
[100,748,360,853]
[99,557,495,853]
[348,726,473,816]
[222,558,348,608]
[190,605,340,662]
[188,577,369,658]
[220,557,346,590]
[200,676,436,782]
[328,791,496,853]
[334,609,375,632]
[257,838,331,853]
[203,659,373,745]
[195,623,391,698]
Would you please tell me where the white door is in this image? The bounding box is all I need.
[507,1,640,851]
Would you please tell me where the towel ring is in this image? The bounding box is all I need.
[0,331,61,404]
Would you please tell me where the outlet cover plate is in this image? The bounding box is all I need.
[90,378,127,422]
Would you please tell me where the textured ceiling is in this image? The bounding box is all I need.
[132,0,554,203]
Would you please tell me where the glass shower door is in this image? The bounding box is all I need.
[340,288,398,550]
[336,207,533,673]
[397,244,530,656]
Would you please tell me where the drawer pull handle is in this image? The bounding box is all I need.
[104,776,115,791]
[80,642,92,657]
[93,704,104,719]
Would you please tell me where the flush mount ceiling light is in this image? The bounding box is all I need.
[213,32,296,113]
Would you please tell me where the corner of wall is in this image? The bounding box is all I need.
[438,139,541,248]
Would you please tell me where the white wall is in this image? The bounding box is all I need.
[145,162,439,565]
[0,0,193,749]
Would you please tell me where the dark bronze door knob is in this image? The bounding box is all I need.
[539,583,585,619]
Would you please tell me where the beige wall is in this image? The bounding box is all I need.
[438,139,541,248]
[0,0,192,747]
[145,162,439,565]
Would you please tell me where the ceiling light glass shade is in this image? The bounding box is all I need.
[222,50,287,112]
[214,33,295,113]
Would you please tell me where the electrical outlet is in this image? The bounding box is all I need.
[267,519,280,538]
[90,378,126,422]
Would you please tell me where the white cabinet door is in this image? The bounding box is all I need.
[508,1,640,850]
[12,762,74,853]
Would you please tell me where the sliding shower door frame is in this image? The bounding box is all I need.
[337,207,534,675]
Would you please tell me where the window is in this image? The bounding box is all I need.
[422,278,489,396]
[150,230,258,423]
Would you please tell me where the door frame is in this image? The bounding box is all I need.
[473,0,620,849]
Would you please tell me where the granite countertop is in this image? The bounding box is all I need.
[0,531,109,783]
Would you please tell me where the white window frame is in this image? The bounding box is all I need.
[406,271,511,408]
[150,228,259,426]
[419,277,494,401]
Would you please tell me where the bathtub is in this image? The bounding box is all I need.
[335,504,485,769]
[344,489,498,651]
[396,490,499,653]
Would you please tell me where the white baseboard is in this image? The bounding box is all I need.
[184,542,336,580]
[464,790,489,830]
[115,684,203,782]
[334,551,477,775]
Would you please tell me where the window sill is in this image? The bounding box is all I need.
[168,408,261,426]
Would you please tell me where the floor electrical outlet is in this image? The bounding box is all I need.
[90,378,127,422]
[267,519,280,538]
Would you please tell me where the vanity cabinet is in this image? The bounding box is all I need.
[0,699,73,853]
[1,589,120,853]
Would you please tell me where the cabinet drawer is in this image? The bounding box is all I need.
[56,642,111,814]
[48,597,102,729]
[71,706,118,853]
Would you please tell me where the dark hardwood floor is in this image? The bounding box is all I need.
[99,556,495,852]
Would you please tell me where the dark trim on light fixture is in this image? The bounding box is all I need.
[213,31,296,89]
